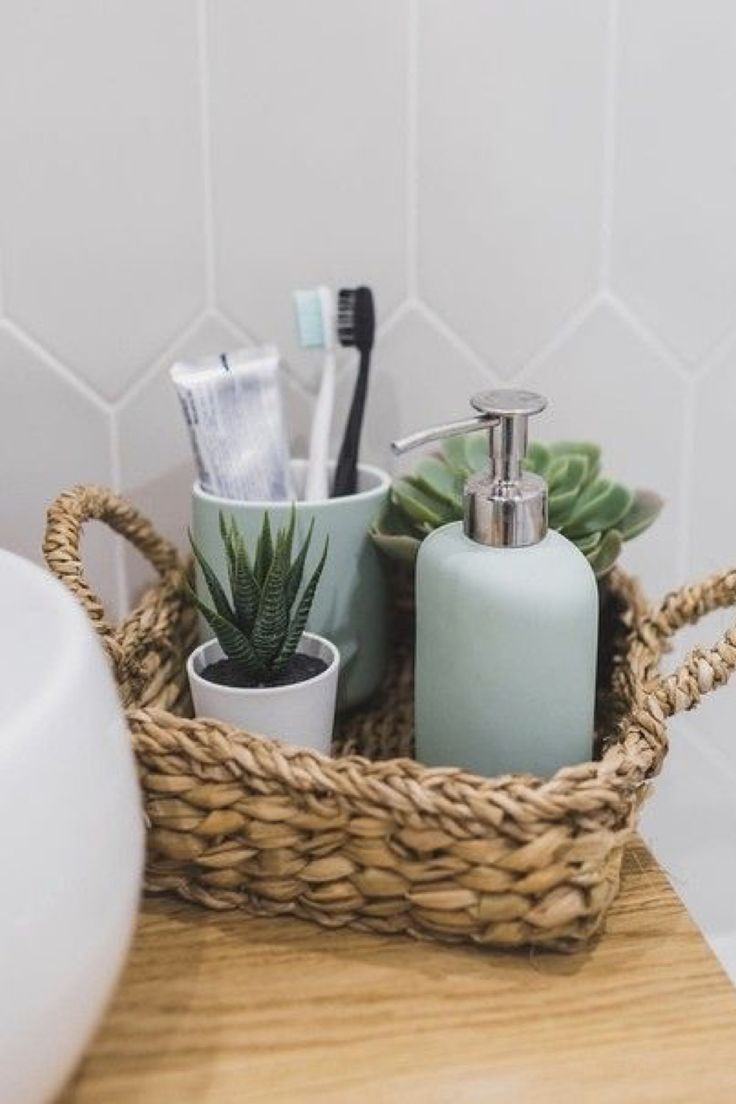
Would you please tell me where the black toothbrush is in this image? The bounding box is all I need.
[332,286,375,497]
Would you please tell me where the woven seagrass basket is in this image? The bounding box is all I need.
[44,485,736,950]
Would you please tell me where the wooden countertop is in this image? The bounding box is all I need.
[61,840,736,1103]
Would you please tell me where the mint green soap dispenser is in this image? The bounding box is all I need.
[393,390,598,779]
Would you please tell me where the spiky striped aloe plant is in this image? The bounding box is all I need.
[189,509,328,684]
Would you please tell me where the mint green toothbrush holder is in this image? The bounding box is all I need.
[191,461,390,710]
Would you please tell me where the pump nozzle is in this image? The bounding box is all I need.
[391,389,550,548]
[391,411,496,455]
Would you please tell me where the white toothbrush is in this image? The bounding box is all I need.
[293,286,337,501]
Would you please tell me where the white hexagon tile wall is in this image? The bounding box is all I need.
[2,0,736,624]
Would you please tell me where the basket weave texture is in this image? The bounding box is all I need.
[44,486,736,950]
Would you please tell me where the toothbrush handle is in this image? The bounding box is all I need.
[304,350,336,502]
[333,347,371,498]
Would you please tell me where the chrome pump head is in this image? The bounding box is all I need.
[392,389,549,548]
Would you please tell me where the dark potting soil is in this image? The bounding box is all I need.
[201,652,328,690]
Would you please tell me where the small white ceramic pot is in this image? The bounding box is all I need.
[186,632,339,755]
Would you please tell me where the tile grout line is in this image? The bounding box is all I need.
[113,309,212,413]
[692,322,736,381]
[376,298,413,342]
[598,0,620,287]
[603,290,690,380]
[212,306,255,346]
[676,373,697,583]
[197,0,217,310]
[411,297,496,379]
[0,317,112,414]
[513,293,602,383]
[405,0,419,299]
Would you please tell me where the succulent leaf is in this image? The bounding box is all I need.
[554,454,589,492]
[285,517,315,611]
[187,585,263,679]
[370,501,422,564]
[548,486,582,527]
[464,431,488,474]
[414,457,464,509]
[376,498,420,535]
[189,530,234,622]
[273,537,329,673]
[574,531,603,555]
[393,479,452,527]
[546,456,572,490]
[564,482,633,538]
[547,441,601,467]
[371,528,420,564]
[253,513,274,588]
[230,530,261,634]
[619,490,664,541]
[219,510,234,557]
[282,504,296,563]
[570,476,611,511]
[587,529,623,578]
[524,442,550,476]
[217,512,260,633]
[441,434,473,475]
[251,534,289,666]
[547,442,601,489]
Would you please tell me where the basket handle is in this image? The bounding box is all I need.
[43,485,187,650]
[645,568,736,718]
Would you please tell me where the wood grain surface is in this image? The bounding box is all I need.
[60,840,736,1104]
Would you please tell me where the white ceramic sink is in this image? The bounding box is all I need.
[0,550,143,1104]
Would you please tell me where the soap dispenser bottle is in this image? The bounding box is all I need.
[393,390,599,778]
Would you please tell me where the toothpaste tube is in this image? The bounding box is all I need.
[170,345,294,501]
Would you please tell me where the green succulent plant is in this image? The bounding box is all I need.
[189,509,328,684]
[372,434,663,578]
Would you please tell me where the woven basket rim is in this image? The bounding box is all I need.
[124,565,659,824]
[43,485,736,816]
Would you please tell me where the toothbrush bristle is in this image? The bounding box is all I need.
[337,289,358,346]
[338,286,375,351]
[294,289,327,349]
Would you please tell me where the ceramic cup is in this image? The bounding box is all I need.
[191,461,390,709]
[187,633,339,754]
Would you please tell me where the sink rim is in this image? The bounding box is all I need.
[0,548,102,758]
